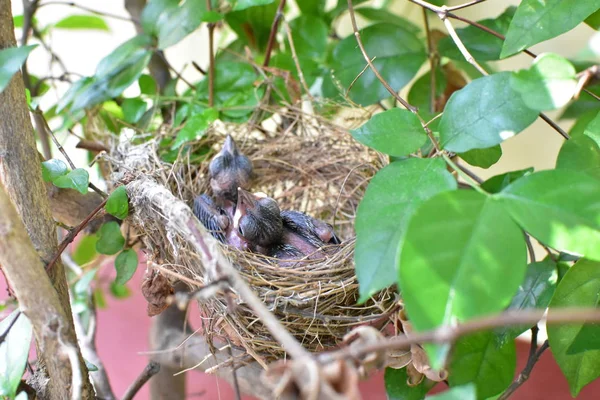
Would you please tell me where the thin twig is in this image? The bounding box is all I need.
[453,158,483,183]
[0,312,21,345]
[422,7,437,114]
[38,1,139,24]
[206,0,215,107]
[283,20,313,100]
[498,340,549,400]
[155,52,196,90]
[445,0,487,12]
[121,361,160,400]
[347,0,416,112]
[524,233,536,263]
[192,61,206,75]
[263,0,286,67]
[539,112,569,140]
[46,198,108,272]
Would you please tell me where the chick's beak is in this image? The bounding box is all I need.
[234,187,257,230]
[222,134,239,156]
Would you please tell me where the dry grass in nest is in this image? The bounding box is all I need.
[108,104,399,365]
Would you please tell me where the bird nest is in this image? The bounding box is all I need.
[107,105,398,365]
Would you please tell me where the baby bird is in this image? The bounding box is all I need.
[209,135,252,207]
[192,194,250,250]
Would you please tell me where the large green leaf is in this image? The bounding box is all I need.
[96,221,125,255]
[510,53,577,111]
[114,249,139,285]
[106,186,129,220]
[385,367,430,400]
[350,108,427,157]
[52,168,90,194]
[498,170,600,261]
[439,72,538,153]
[54,14,110,31]
[449,331,515,399]
[327,23,426,106]
[296,0,324,16]
[288,16,328,60]
[225,1,278,50]
[495,258,558,346]
[438,7,515,61]
[0,45,37,93]
[0,311,32,398]
[501,0,600,58]
[354,7,420,33]
[425,385,476,400]
[556,134,600,180]
[548,258,600,397]
[355,158,456,301]
[399,190,527,331]
[142,0,209,49]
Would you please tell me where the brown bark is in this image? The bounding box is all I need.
[0,1,93,397]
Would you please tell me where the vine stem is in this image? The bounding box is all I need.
[206,0,215,107]
[263,0,286,67]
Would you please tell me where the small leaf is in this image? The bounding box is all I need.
[556,133,600,180]
[547,258,600,396]
[0,45,37,93]
[110,282,132,299]
[498,169,600,261]
[138,74,157,95]
[84,359,99,372]
[74,269,97,296]
[114,249,139,286]
[385,367,430,400]
[0,311,32,398]
[426,384,476,400]
[93,287,107,309]
[350,108,427,157]
[105,186,129,220]
[121,98,147,124]
[72,235,99,265]
[41,159,68,182]
[327,23,426,106]
[450,331,515,399]
[480,168,534,194]
[355,158,457,301]
[585,9,600,30]
[439,72,538,153]
[458,145,502,169]
[510,53,577,111]
[501,0,600,58]
[142,0,209,49]
[495,258,558,346]
[54,14,110,31]
[52,168,90,194]
[96,221,125,255]
[438,7,515,61]
[172,108,219,149]
[399,191,526,365]
[296,0,324,16]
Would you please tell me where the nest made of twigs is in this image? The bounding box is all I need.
[108,104,398,365]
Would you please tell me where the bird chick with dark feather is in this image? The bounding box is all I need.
[209,134,252,207]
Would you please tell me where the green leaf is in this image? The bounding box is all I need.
[72,235,99,265]
[399,190,526,331]
[350,108,427,157]
[354,7,420,33]
[547,258,600,396]
[495,258,558,346]
[585,9,600,29]
[196,62,256,104]
[138,74,157,95]
[288,16,328,60]
[296,0,324,16]
[74,269,97,296]
[501,0,600,58]
[407,68,446,128]
[439,72,538,153]
[438,7,515,61]
[510,53,577,111]
[327,23,426,106]
[96,221,125,255]
[105,186,129,220]
[355,158,457,301]
[13,15,24,27]
[450,331,516,399]
[232,0,274,11]
[556,134,600,180]
[121,98,147,124]
[561,86,600,120]
[172,108,219,149]
[385,367,430,400]
[110,281,132,299]
[480,168,534,194]
[426,384,476,400]
[458,145,502,169]
[52,168,89,194]
[0,311,32,398]
[114,249,139,286]
[0,45,37,93]
[225,2,279,50]
[54,14,110,31]
[498,169,600,261]
[41,159,69,182]
[85,359,99,372]
[142,0,209,49]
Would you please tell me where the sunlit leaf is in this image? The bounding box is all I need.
[114,249,139,286]
[501,0,600,58]
[355,158,456,301]
[52,168,89,194]
[0,45,37,93]
[439,72,538,152]
[54,14,110,31]
[548,258,600,396]
[41,159,68,182]
[0,311,32,398]
[72,235,99,265]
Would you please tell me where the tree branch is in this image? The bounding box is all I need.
[122,361,160,400]
[498,339,549,400]
[263,0,286,67]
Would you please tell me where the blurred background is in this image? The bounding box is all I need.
[4,0,600,398]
